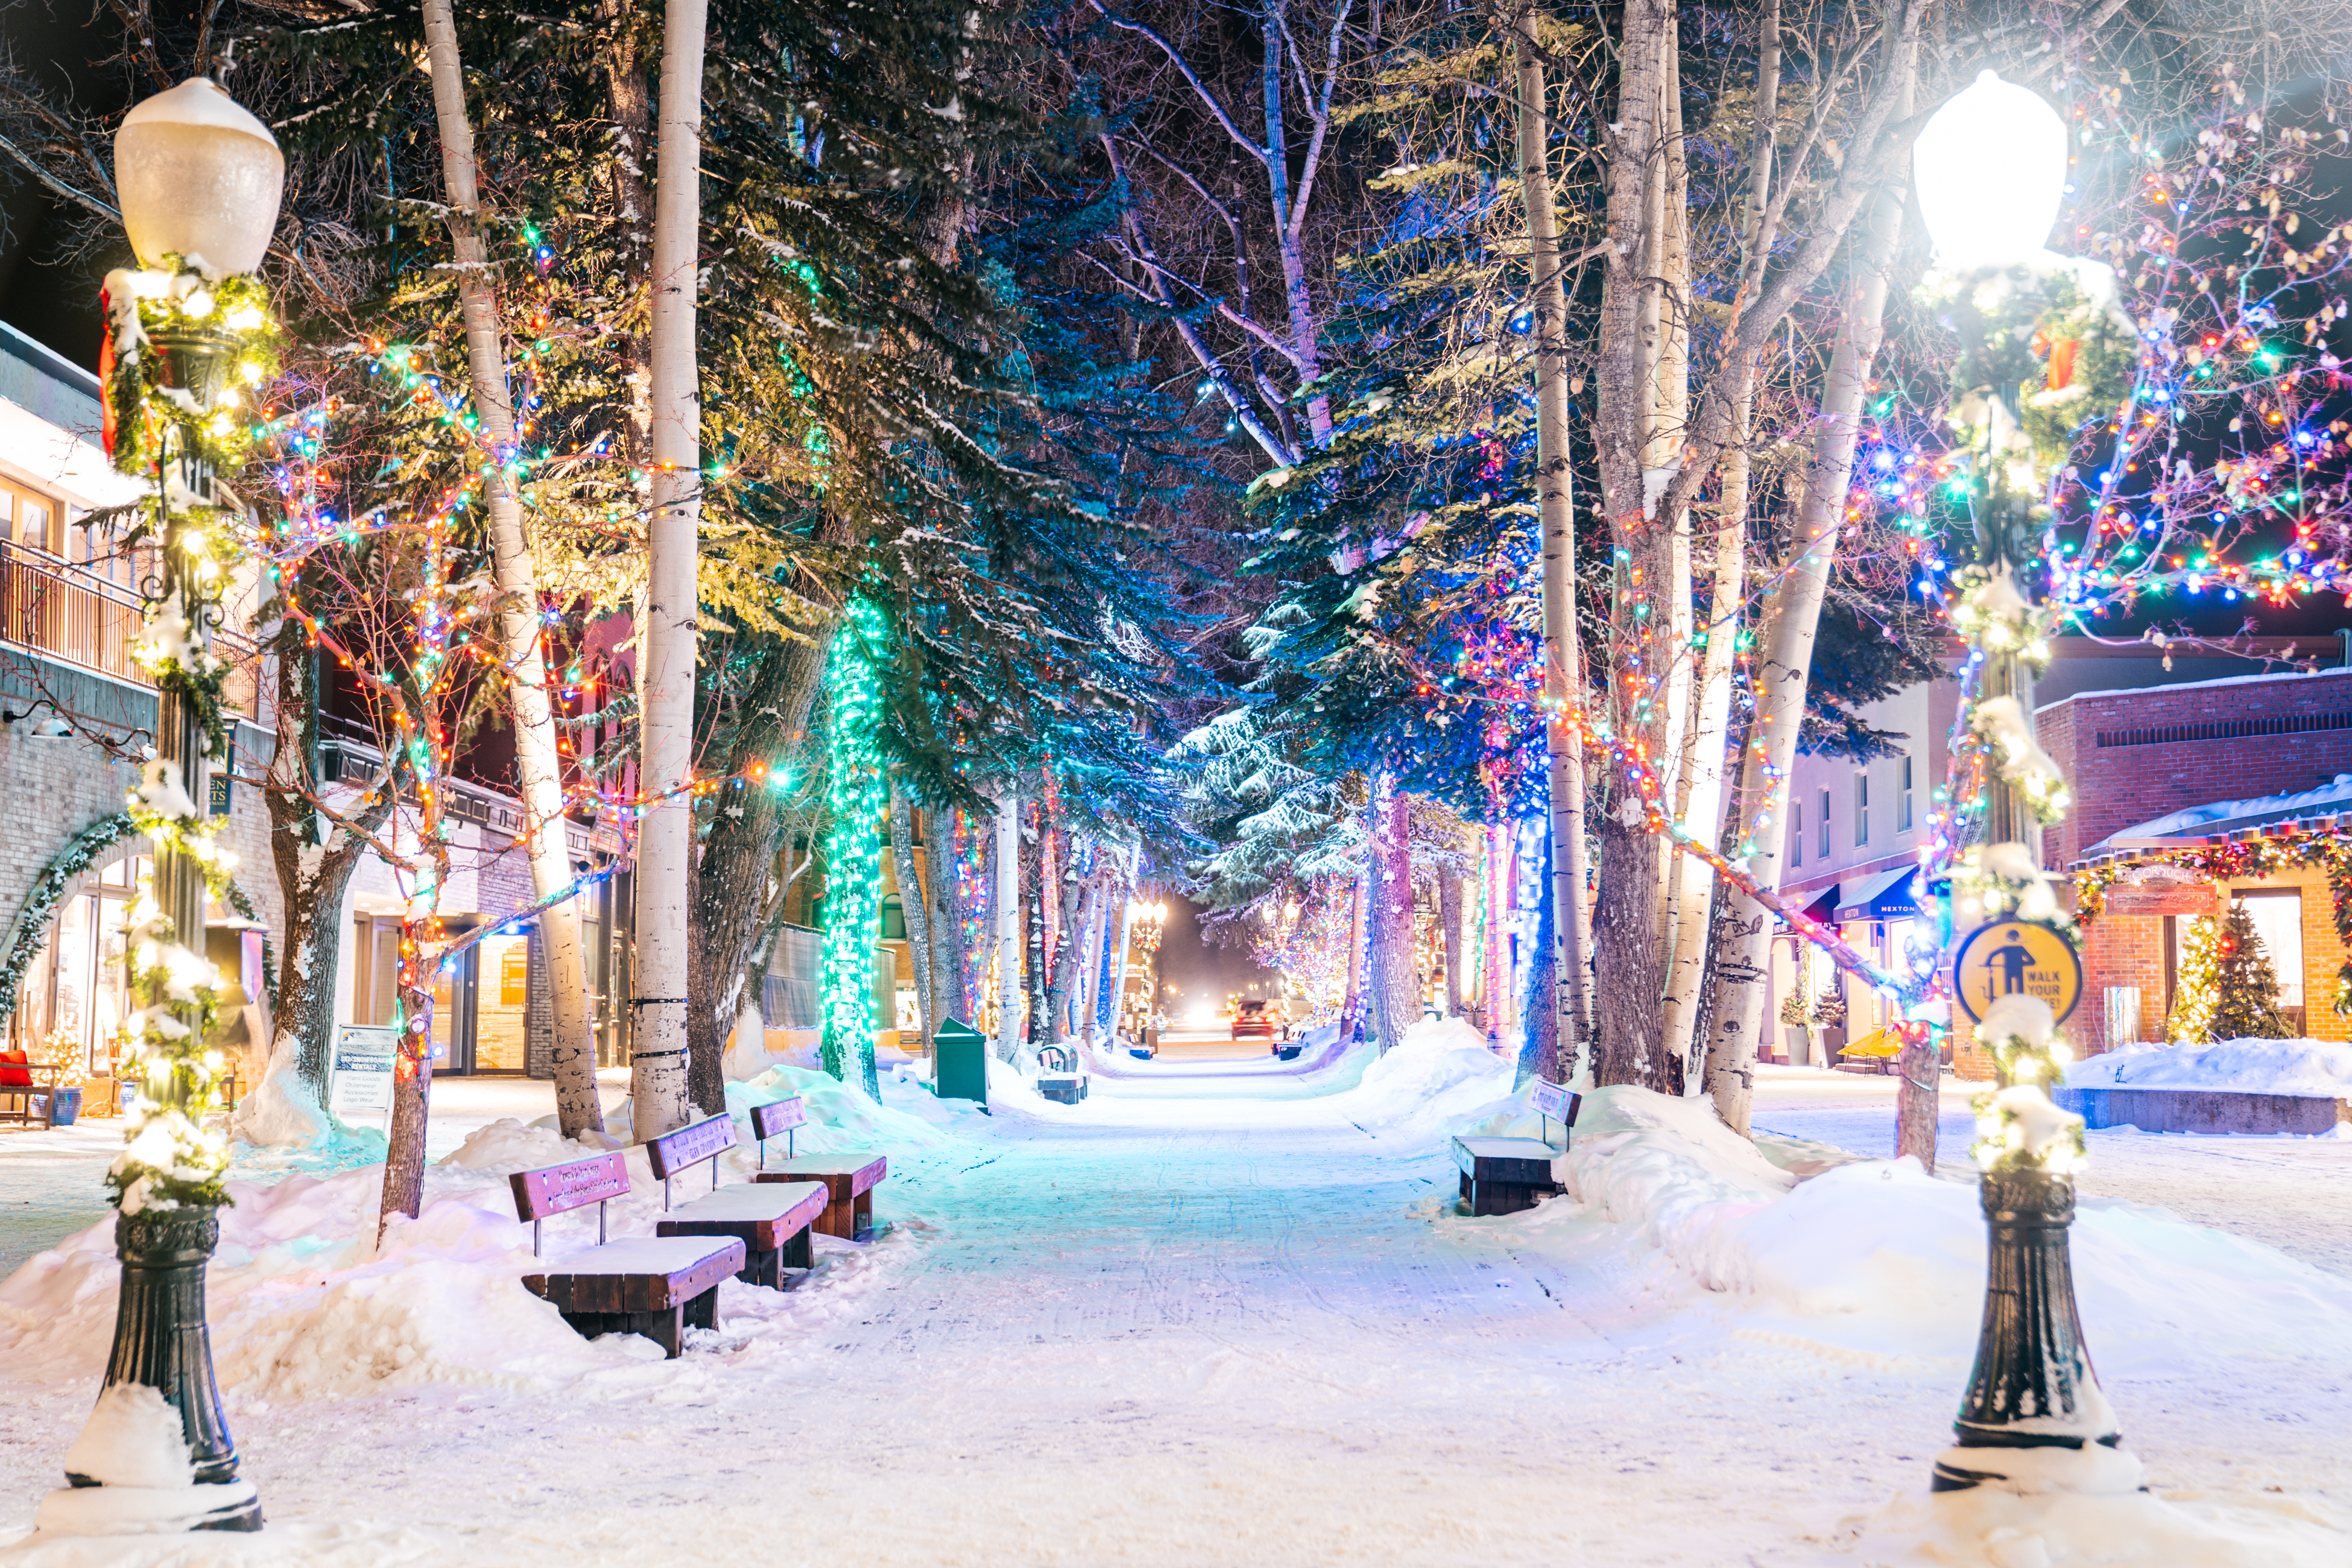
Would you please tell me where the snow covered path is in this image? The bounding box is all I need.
[1,1052,2348,1565]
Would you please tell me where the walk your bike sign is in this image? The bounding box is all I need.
[1950,918,2083,1026]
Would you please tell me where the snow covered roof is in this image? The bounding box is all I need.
[2079,771,2352,861]
[2045,662,2352,709]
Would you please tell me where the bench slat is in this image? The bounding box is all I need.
[647,1113,739,1182]
[657,1181,829,1250]
[510,1152,630,1222]
[749,1097,807,1141]
[523,1236,745,1313]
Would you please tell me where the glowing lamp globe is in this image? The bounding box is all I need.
[115,78,284,276]
[1912,71,2068,271]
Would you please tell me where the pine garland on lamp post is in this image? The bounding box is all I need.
[36,78,283,1538]
[1913,72,2140,1498]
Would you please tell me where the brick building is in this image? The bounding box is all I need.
[1772,647,2352,1075]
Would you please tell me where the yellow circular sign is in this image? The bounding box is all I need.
[1951,919,2083,1026]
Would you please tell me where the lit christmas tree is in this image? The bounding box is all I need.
[2209,900,2293,1043]
[2167,914,2219,1046]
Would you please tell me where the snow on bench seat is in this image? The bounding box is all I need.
[657,1180,829,1289]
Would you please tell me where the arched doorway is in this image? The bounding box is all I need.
[10,841,152,1078]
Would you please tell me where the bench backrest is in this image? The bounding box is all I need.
[1531,1079,1582,1127]
[749,1097,806,1142]
[647,1113,737,1187]
[511,1152,630,1222]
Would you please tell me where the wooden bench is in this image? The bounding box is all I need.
[1036,1045,1088,1104]
[510,1152,744,1358]
[647,1113,830,1291]
[745,1097,887,1241]
[1453,1081,1581,1218]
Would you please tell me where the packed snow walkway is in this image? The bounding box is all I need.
[1,1031,2350,1564]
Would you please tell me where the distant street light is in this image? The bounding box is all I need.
[38,76,281,1538]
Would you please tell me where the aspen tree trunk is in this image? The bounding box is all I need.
[1660,0,1766,1086]
[1438,865,1464,1018]
[1022,814,1048,1054]
[1590,0,1672,1087]
[1706,28,1915,1136]
[890,785,935,1052]
[419,0,603,1140]
[993,794,1020,1060]
[1365,776,1418,1054]
[1110,850,1140,1038]
[926,805,967,1025]
[631,0,707,1142]
[1512,6,1593,1071]
[1043,850,1087,1045]
[1341,865,1367,1042]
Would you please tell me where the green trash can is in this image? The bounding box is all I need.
[933,1016,988,1107]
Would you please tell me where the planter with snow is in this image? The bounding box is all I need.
[2061,1038,2352,1135]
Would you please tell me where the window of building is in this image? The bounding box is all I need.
[1790,800,1803,867]
[2236,890,2305,1020]
[1898,755,1914,833]
[1855,773,1870,847]
[0,481,59,554]
[1817,788,1831,858]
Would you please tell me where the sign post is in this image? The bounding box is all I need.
[328,1025,400,1134]
[1950,920,2084,1027]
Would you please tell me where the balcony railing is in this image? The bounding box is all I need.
[0,541,256,715]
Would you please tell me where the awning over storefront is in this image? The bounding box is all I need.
[1835,865,1921,923]
[1776,884,1838,929]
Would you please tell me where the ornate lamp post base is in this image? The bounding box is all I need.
[1932,1168,2141,1496]
[36,1209,262,1536]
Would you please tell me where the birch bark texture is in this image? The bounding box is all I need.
[1511,5,1592,1075]
[631,0,708,1142]
[1365,774,1418,1054]
[890,785,935,1052]
[418,0,604,1141]
[1704,29,1917,1136]
[994,792,1022,1060]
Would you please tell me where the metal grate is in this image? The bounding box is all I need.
[2093,710,2352,748]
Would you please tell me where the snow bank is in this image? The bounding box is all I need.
[1341,1017,1515,1129]
[0,1119,917,1404]
[2067,1037,2352,1099]
[724,1067,949,1152]
[1837,1485,2352,1566]
[1473,1086,2352,1373]
[551,1066,952,1155]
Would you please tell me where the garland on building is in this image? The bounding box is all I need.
[2075,832,2352,1017]
[818,596,889,1096]
[0,813,142,1019]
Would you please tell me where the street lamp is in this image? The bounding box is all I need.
[38,77,282,1538]
[1911,74,2140,1498]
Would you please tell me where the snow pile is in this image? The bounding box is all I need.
[1552,1086,1795,1288]
[724,1067,949,1152]
[0,1127,912,1404]
[1476,1087,2352,1373]
[1343,1017,1514,1129]
[60,1384,190,1488]
[561,1067,951,1156]
[2067,1037,2352,1099]
[439,1118,606,1173]
[1835,1485,2352,1566]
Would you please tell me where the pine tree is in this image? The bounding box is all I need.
[2210,900,2293,1042]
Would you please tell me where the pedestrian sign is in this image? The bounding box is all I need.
[1951,918,2082,1026]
